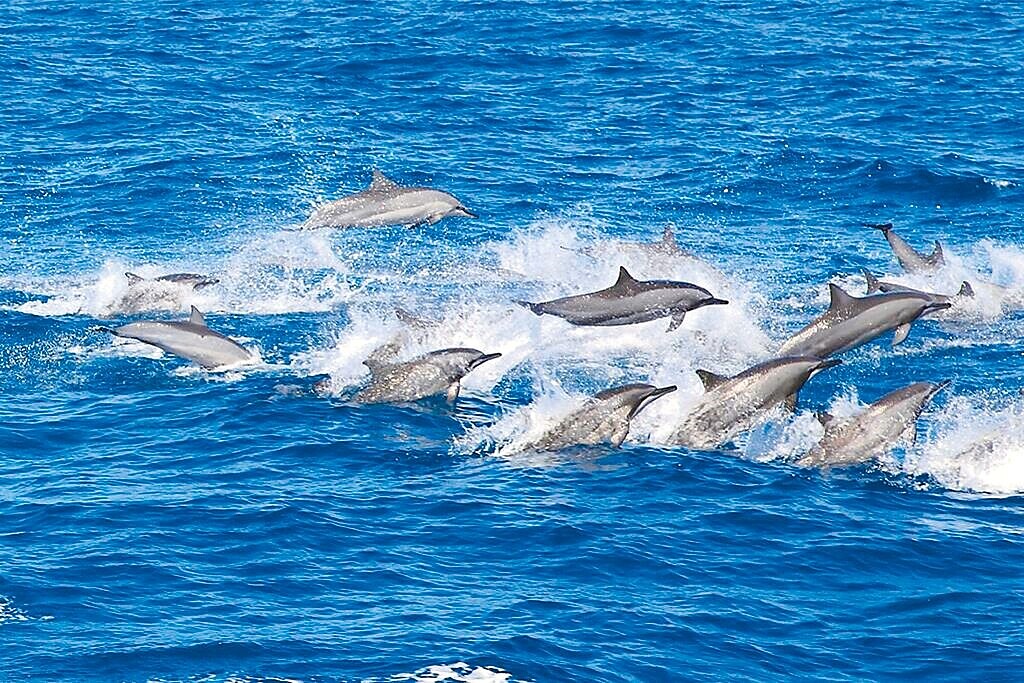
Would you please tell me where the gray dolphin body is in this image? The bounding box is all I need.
[778,284,950,358]
[668,356,841,449]
[101,306,252,368]
[302,171,476,229]
[526,384,678,451]
[862,269,974,303]
[866,223,945,273]
[795,381,948,468]
[356,347,501,404]
[517,267,728,332]
[125,272,220,290]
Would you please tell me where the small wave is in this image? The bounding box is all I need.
[367,662,524,683]
[0,595,31,624]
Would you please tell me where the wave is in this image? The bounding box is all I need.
[366,662,524,683]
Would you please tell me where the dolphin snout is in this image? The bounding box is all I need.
[470,352,502,369]
[646,385,678,400]
[453,205,478,219]
[924,301,952,315]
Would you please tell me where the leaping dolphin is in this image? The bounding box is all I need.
[356,347,501,404]
[125,272,220,290]
[866,222,945,272]
[516,266,728,332]
[795,381,949,468]
[778,284,950,358]
[525,383,678,451]
[862,269,974,303]
[668,356,841,450]
[302,171,476,229]
[99,306,253,369]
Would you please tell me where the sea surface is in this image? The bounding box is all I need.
[2,1,1024,681]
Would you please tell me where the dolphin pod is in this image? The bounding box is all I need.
[302,171,476,229]
[516,266,728,332]
[87,170,988,472]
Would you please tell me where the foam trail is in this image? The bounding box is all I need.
[367,661,524,683]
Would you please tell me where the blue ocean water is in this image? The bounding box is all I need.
[2,1,1024,680]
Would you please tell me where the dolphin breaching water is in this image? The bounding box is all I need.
[516,266,728,332]
[125,272,220,290]
[302,171,476,229]
[356,347,502,404]
[99,306,253,369]
[862,269,974,304]
[778,284,950,358]
[106,271,221,316]
[866,222,945,273]
[668,356,841,450]
[795,381,949,468]
[525,383,678,451]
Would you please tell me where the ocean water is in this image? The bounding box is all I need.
[2,1,1024,680]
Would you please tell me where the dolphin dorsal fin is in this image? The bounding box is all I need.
[189,306,206,327]
[828,283,857,310]
[929,241,945,266]
[370,170,400,191]
[958,281,975,297]
[861,269,882,294]
[662,225,678,250]
[125,272,145,286]
[695,369,729,392]
[613,266,640,291]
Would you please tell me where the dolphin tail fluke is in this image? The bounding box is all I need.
[862,268,882,294]
[91,325,119,336]
[514,300,544,316]
[958,281,975,298]
[864,222,893,233]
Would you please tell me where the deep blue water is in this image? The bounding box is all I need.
[3,1,1024,681]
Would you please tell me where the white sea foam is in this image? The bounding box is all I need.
[368,661,524,683]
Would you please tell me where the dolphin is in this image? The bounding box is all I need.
[355,347,501,404]
[302,171,476,229]
[668,356,841,450]
[778,283,950,358]
[566,225,697,260]
[862,268,974,303]
[795,381,949,468]
[99,306,252,369]
[526,383,678,451]
[125,272,220,290]
[866,222,945,272]
[516,266,728,332]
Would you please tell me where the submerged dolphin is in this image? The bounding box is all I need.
[526,383,678,451]
[862,269,974,303]
[668,356,841,450]
[99,306,252,369]
[125,272,220,290]
[302,171,476,229]
[356,347,501,404]
[778,284,950,358]
[866,223,945,273]
[795,381,949,469]
[516,266,728,332]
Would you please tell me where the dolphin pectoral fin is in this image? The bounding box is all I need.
[892,322,912,346]
[667,311,686,332]
[783,392,799,412]
[446,381,461,403]
[695,369,729,392]
[189,306,207,327]
[610,423,629,448]
[125,272,145,286]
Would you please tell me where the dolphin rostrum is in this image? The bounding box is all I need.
[516,266,728,332]
[866,222,945,272]
[795,381,949,468]
[778,284,950,358]
[125,272,220,290]
[356,347,501,404]
[302,171,476,229]
[526,383,678,451]
[99,306,253,369]
[862,268,974,303]
[668,356,841,450]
